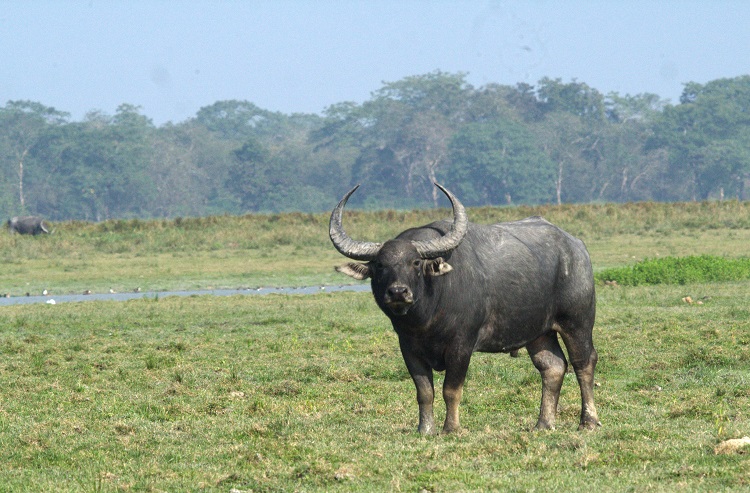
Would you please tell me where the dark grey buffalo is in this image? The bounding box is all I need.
[7,216,50,235]
[330,184,600,433]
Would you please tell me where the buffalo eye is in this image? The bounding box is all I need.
[412,259,422,269]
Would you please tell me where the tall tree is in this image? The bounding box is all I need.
[195,100,287,142]
[0,101,69,213]
[578,92,671,203]
[30,105,156,220]
[225,138,273,211]
[505,79,611,204]
[444,118,555,205]
[312,71,473,207]
[649,76,750,200]
[148,123,219,217]
[536,77,606,121]
[531,111,591,204]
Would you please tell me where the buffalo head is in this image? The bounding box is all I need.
[330,183,467,316]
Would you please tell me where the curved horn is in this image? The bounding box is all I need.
[329,185,382,261]
[411,183,468,258]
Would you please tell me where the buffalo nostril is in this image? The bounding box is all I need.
[388,286,408,297]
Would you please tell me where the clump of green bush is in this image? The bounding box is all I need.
[597,255,750,286]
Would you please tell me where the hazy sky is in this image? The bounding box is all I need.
[2,0,748,125]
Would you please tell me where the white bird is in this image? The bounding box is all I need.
[42,289,49,296]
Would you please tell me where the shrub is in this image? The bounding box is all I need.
[597,255,750,286]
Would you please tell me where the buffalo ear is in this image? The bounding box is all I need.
[425,257,453,277]
[336,262,371,280]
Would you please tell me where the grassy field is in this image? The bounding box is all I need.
[1,201,749,491]
[2,200,750,296]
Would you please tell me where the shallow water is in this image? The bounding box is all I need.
[0,284,371,307]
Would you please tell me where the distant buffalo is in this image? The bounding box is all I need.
[7,216,51,235]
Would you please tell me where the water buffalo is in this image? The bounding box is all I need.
[330,183,600,433]
[7,216,50,235]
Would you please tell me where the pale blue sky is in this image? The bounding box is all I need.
[2,0,748,125]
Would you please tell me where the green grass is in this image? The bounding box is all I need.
[1,200,750,490]
[0,284,749,491]
[598,255,750,285]
[3,200,750,295]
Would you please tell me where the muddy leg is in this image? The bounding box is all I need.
[559,333,601,430]
[442,354,471,433]
[415,375,436,434]
[400,346,436,434]
[442,379,464,433]
[527,332,568,430]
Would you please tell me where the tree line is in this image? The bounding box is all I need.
[1,72,749,221]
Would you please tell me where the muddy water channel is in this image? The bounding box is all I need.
[0,284,371,307]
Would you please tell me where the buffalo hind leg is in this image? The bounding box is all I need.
[527,332,568,430]
[559,331,601,430]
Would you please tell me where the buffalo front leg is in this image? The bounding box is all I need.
[527,332,568,430]
[442,352,471,433]
[442,378,464,433]
[400,347,436,434]
[414,372,436,434]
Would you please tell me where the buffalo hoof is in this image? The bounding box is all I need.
[441,425,462,435]
[578,419,602,431]
[441,428,468,438]
[533,421,555,431]
[417,422,437,435]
